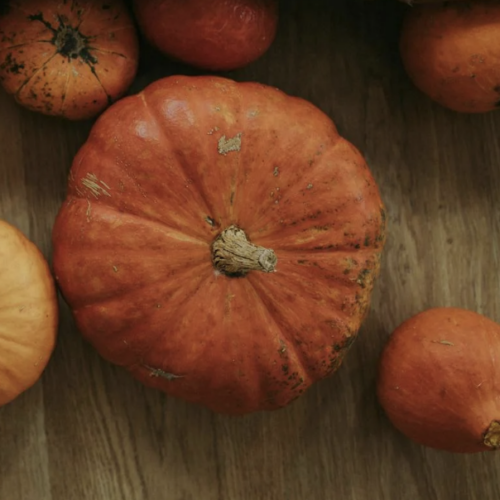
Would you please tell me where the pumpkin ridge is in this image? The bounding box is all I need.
[244,275,313,383]
[59,68,71,114]
[139,89,221,225]
[71,258,210,310]
[73,262,213,363]
[14,50,57,97]
[248,262,361,378]
[71,193,210,245]
[80,56,113,105]
[68,128,215,240]
[1,40,53,51]
[87,47,132,60]
[237,136,372,242]
[92,264,219,373]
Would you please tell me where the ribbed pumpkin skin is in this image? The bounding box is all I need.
[0,220,58,406]
[400,1,500,113]
[52,75,386,415]
[0,0,139,120]
[133,0,278,71]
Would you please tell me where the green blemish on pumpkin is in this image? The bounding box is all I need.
[291,377,304,390]
[356,269,371,288]
[364,235,370,247]
[282,364,289,374]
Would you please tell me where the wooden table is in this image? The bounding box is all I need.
[2,1,500,499]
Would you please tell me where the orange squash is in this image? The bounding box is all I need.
[133,0,279,71]
[52,75,386,415]
[400,1,500,113]
[0,220,58,406]
[377,307,500,453]
[0,0,139,120]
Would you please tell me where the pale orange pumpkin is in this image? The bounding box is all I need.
[0,220,58,406]
[0,0,139,120]
[52,75,386,415]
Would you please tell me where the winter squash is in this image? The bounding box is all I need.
[133,0,279,71]
[377,307,500,453]
[0,220,58,406]
[400,1,500,113]
[52,75,386,415]
[0,0,139,120]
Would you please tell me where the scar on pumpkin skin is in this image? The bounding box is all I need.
[81,173,111,198]
[142,363,184,381]
[218,133,242,155]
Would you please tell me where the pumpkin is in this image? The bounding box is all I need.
[0,0,139,120]
[377,307,500,453]
[400,1,500,113]
[51,75,386,415]
[0,220,58,406]
[132,0,279,71]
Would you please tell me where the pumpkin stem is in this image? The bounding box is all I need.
[211,225,277,277]
[484,420,500,449]
[55,26,87,59]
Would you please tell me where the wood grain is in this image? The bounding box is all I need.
[2,1,500,499]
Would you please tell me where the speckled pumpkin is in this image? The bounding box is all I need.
[133,0,278,71]
[400,1,500,113]
[0,220,58,406]
[52,75,386,415]
[0,0,139,120]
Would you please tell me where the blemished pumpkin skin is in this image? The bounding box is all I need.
[400,1,500,113]
[377,307,500,453]
[0,0,139,120]
[52,75,386,415]
[0,220,58,406]
[132,0,279,71]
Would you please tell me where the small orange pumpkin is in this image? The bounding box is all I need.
[377,307,500,453]
[400,1,500,113]
[133,0,279,71]
[0,220,58,406]
[52,75,386,415]
[0,0,139,120]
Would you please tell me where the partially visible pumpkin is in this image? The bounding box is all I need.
[0,220,58,406]
[133,0,279,71]
[52,74,386,415]
[0,0,139,120]
[397,0,467,3]
[400,1,500,113]
[377,307,500,453]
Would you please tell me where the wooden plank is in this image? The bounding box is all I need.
[1,1,500,499]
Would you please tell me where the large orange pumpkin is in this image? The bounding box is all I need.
[133,0,279,71]
[0,0,139,120]
[377,307,500,453]
[400,1,500,113]
[0,220,58,406]
[52,75,386,415]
